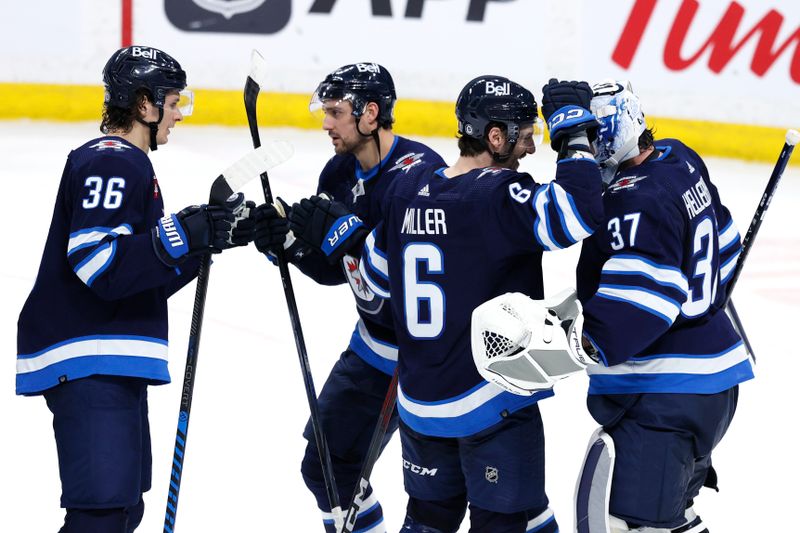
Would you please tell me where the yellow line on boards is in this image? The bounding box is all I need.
[0,83,794,166]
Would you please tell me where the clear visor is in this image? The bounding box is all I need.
[516,117,545,148]
[177,89,194,117]
[309,91,361,121]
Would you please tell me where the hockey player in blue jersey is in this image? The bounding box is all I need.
[251,63,445,532]
[288,75,603,532]
[16,46,252,533]
[472,81,753,533]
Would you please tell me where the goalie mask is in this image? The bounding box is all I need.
[309,63,396,128]
[590,80,645,183]
[456,75,544,147]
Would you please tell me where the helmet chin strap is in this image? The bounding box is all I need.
[136,106,164,151]
[489,138,517,165]
[355,113,384,174]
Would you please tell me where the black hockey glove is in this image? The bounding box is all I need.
[288,194,368,265]
[541,79,598,151]
[152,203,235,267]
[228,193,257,247]
[253,202,290,254]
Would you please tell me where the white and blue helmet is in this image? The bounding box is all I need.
[590,80,646,182]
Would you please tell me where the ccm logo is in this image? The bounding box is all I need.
[403,459,438,476]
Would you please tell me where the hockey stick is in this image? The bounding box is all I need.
[342,368,398,533]
[244,49,344,528]
[163,142,294,533]
[721,129,798,360]
[724,129,798,302]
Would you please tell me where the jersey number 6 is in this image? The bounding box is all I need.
[403,243,445,339]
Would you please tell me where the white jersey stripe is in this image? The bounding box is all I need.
[67,224,132,256]
[74,241,116,286]
[587,342,749,376]
[720,249,741,282]
[364,231,389,278]
[397,382,504,419]
[718,219,740,251]
[17,337,168,374]
[357,320,398,362]
[526,507,555,532]
[602,255,689,294]
[551,183,592,243]
[533,187,559,251]
[597,285,681,324]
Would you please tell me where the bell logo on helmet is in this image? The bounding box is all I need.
[485,81,511,96]
[131,47,158,60]
[356,63,381,74]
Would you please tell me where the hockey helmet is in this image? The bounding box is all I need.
[103,45,192,115]
[310,63,396,128]
[590,80,646,180]
[456,75,543,145]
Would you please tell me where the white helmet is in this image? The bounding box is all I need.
[590,80,646,182]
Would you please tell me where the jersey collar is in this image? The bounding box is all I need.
[355,136,400,182]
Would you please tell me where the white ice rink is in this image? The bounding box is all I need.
[2,121,798,532]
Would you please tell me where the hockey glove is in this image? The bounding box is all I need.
[541,79,598,152]
[253,202,290,254]
[152,204,235,267]
[288,194,368,265]
[227,193,257,247]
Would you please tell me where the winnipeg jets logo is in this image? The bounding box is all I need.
[351,179,366,201]
[90,140,131,152]
[342,254,383,314]
[389,152,424,174]
[608,174,647,193]
[477,167,504,180]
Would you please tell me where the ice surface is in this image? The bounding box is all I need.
[2,121,797,531]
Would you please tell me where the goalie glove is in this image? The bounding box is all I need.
[470,290,598,396]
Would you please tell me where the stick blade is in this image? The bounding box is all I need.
[248,49,268,89]
[211,140,294,204]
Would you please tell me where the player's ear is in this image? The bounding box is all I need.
[137,94,151,119]
[486,125,505,151]
[364,101,380,125]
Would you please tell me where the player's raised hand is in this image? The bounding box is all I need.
[253,200,290,254]
[289,194,368,264]
[541,79,598,151]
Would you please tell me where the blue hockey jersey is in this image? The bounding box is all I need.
[576,139,754,395]
[16,136,199,395]
[291,136,445,375]
[361,157,603,437]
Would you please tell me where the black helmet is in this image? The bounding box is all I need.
[310,63,396,128]
[103,46,187,109]
[456,75,538,144]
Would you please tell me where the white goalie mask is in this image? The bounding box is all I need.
[590,80,646,183]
